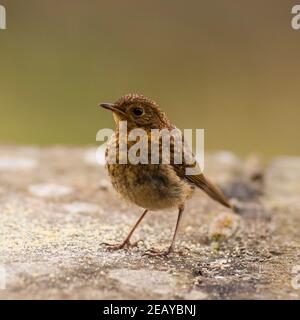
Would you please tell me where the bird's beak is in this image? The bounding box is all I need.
[100,103,115,111]
[99,103,125,115]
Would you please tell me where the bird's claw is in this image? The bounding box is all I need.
[142,248,172,257]
[100,240,141,251]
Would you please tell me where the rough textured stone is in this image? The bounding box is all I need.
[0,146,299,299]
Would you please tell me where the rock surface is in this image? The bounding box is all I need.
[0,146,299,299]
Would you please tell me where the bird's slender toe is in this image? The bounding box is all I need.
[100,240,137,251]
[142,248,172,257]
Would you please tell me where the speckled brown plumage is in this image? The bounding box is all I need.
[100,94,233,257]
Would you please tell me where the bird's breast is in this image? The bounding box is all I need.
[104,132,194,210]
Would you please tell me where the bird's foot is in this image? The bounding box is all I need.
[100,240,140,251]
[142,247,172,257]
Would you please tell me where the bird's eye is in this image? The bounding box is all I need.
[132,107,144,116]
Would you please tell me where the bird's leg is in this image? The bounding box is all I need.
[101,209,148,251]
[143,205,184,257]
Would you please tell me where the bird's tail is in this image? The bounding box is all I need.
[189,173,234,210]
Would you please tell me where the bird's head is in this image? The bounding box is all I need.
[100,94,171,130]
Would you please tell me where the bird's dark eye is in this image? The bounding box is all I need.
[132,107,144,116]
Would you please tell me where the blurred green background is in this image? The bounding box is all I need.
[0,0,299,158]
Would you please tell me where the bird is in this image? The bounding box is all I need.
[100,93,233,257]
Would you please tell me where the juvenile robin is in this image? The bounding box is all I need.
[100,94,233,257]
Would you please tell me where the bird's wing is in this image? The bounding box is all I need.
[168,134,233,209]
[174,164,232,209]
